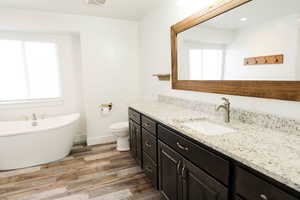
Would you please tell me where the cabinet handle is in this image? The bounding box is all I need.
[145,141,152,148]
[143,122,151,127]
[177,161,181,175]
[182,164,187,179]
[176,142,189,151]
[260,194,268,200]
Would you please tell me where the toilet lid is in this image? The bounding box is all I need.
[110,122,129,131]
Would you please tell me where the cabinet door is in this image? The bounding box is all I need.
[135,122,142,167]
[234,196,244,200]
[129,120,137,159]
[143,153,158,189]
[182,159,228,200]
[129,120,142,167]
[158,141,183,200]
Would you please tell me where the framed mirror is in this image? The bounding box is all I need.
[171,0,300,101]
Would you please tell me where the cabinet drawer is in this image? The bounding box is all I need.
[158,125,230,185]
[129,109,140,124]
[142,129,157,162]
[235,167,298,200]
[143,153,158,189]
[142,116,156,135]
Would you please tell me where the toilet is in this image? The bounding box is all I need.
[110,122,129,151]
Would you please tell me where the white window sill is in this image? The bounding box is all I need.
[0,98,64,109]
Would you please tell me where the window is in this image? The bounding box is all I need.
[0,39,61,102]
[189,48,224,80]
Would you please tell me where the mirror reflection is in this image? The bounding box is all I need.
[177,0,300,81]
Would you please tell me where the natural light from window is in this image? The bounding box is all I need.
[0,39,61,102]
[189,48,224,80]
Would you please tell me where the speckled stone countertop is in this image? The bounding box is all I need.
[130,101,300,192]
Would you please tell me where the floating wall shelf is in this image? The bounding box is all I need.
[153,74,171,81]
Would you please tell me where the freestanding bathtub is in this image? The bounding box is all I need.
[0,113,80,171]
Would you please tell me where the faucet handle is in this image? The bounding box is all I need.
[222,97,230,105]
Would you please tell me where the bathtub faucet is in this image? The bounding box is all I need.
[32,113,38,127]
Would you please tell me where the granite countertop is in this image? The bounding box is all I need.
[130,101,300,192]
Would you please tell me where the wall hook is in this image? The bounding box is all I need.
[244,54,284,66]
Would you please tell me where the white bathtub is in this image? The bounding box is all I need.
[0,113,80,171]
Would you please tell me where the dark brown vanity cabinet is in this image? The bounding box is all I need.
[158,124,230,186]
[142,129,158,188]
[129,108,159,188]
[142,128,157,162]
[128,108,300,200]
[129,109,142,167]
[129,120,142,166]
[182,160,228,200]
[234,167,298,200]
[143,152,158,188]
[129,109,140,124]
[159,141,183,200]
[141,116,158,189]
[142,116,157,135]
[158,135,228,200]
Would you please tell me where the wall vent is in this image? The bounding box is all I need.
[87,0,106,5]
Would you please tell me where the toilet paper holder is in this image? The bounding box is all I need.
[100,103,113,111]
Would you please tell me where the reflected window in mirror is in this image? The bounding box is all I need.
[189,48,224,80]
[178,40,225,80]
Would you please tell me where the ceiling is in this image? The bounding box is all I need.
[0,0,168,20]
[202,0,300,30]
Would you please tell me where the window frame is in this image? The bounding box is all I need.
[0,32,64,105]
[185,42,225,80]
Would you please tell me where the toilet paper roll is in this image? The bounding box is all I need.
[101,107,110,115]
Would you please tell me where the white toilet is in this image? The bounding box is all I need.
[110,122,129,152]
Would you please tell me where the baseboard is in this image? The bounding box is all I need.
[87,135,116,146]
[74,134,87,145]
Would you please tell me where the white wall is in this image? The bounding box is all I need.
[224,15,299,80]
[179,26,235,44]
[0,8,140,145]
[139,2,300,120]
[296,23,300,80]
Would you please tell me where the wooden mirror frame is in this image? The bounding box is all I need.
[171,0,300,101]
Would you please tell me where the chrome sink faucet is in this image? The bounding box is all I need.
[216,97,230,123]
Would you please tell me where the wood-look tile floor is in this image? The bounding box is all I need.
[0,143,161,200]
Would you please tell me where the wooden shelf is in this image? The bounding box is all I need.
[244,54,284,65]
[153,74,171,81]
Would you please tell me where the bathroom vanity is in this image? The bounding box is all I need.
[128,104,300,200]
[127,0,300,199]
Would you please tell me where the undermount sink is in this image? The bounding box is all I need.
[180,119,237,136]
